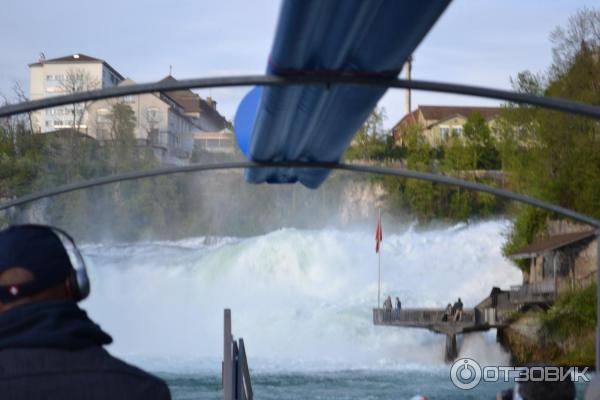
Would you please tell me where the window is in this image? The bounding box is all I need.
[145,107,162,124]
[122,95,134,103]
[96,108,111,124]
[440,127,449,140]
[53,120,63,126]
[452,126,463,136]
[46,75,54,81]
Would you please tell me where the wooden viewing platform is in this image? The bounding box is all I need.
[372,308,494,335]
[373,308,495,362]
[373,282,560,362]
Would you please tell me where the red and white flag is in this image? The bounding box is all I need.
[375,213,383,253]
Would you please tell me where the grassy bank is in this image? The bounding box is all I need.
[501,284,596,366]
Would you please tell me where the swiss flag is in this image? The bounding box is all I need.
[375,215,383,253]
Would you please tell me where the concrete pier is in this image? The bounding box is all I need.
[373,308,503,362]
[445,333,457,362]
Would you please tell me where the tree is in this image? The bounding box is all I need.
[462,112,500,170]
[349,107,387,159]
[550,7,600,78]
[500,7,600,266]
[59,69,100,132]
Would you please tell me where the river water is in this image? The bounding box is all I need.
[75,220,587,398]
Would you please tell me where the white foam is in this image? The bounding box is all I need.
[80,220,522,372]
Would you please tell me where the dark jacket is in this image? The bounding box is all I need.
[0,301,171,400]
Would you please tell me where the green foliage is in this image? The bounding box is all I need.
[541,283,597,340]
[499,11,600,270]
[463,112,501,170]
[397,122,505,222]
[501,207,548,270]
[343,107,405,161]
[0,103,188,241]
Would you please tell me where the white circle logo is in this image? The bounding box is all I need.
[450,358,482,390]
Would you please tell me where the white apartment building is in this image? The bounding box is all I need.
[29,53,197,165]
[29,53,123,133]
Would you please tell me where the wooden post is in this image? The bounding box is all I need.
[223,309,233,400]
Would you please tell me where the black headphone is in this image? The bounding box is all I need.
[51,226,90,301]
[0,225,90,302]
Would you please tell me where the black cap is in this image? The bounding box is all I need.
[0,225,73,301]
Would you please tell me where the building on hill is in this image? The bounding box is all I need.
[159,75,230,132]
[28,54,232,165]
[392,105,501,147]
[29,53,124,133]
[87,79,195,165]
[508,223,597,295]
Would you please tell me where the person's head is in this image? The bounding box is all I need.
[458,297,462,302]
[0,225,89,313]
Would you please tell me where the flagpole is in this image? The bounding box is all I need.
[378,208,381,308]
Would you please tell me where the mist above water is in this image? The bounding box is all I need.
[80,220,521,373]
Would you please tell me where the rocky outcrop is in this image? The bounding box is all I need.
[498,311,594,366]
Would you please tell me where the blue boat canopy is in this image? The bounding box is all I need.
[235,0,451,188]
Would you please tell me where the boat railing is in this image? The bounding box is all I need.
[223,309,253,400]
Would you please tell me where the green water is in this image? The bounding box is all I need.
[159,370,589,399]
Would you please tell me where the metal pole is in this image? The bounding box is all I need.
[3,75,600,120]
[223,309,233,400]
[553,254,557,297]
[3,162,600,229]
[378,208,382,308]
[596,233,600,372]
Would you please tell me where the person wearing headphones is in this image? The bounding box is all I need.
[0,224,171,399]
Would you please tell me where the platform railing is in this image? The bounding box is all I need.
[373,308,475,325]
[509,280,557,303]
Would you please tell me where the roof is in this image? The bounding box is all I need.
[418,105,501,121]
[29,53,124,80]
[159,75,228,131]
[394,105,502,131]
[508,230,597,260]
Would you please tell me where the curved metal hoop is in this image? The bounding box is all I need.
[1,74,600,371]
[1,75,600,119]
[1,161,599,228]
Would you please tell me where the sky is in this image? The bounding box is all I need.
[0,0,598,130]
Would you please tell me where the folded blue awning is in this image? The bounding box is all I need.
[235,0,451,188]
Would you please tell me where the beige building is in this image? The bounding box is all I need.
[29,53,123,133]
[28,54,231,165]
[392,105,501,146]
[87,80,195,165]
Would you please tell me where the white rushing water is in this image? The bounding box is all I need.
[80,220,522,373]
